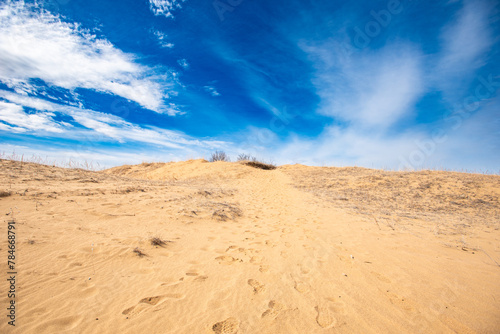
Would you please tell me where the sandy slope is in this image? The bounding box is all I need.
[0,158,499,333]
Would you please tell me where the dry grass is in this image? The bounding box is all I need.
[0,152,102,171]
[133,247,147,257]
[0,190,11,197]
[241,160,277,170]
[283,166,500,231]
[212,203,243,221]
[237,153,276,170]
[150,237,171,247]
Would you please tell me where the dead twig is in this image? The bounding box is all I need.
[372,215,381,230]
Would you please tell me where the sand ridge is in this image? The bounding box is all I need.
[0,158,499,333]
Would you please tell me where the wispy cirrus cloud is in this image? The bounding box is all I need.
[0,2,179,114]
[434,0,494,99]
[303,41,424,130]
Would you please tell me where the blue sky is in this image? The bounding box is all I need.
[0,0,499,170]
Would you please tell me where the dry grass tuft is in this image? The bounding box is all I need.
[150,237,171,247]
[0,191,11,198]
[133,247,147,257]
[212,204,243,221]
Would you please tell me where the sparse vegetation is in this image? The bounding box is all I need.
[150,237,171,247]
[242,160,277,170]
[0,151,102,171]
[237,153,277,170]
[212,203,243,221]
[0,191,11,197]
[237,153,257,162]
[133,247,147,257]
[284,167,500,232]
[210,150,231,162]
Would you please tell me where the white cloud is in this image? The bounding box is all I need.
[303,41,424,129]
[0,2,179,114]
[149,0,186,18]
[204,85,221,97]
[177,59,189,69]
[0,100,65,133]
[438,1,492,75]
[0,90,228,150]
[435,0,494,98]
[153,30,174,48]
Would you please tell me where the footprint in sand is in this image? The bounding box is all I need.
[265,240,277,247]
[250,255,263,264]
[315,305,337,329]
[293,278,311,294]
[122,294,184,316]
[371,271,391,283]
[259,265,270,273]
[248,279,265,294]
[194,275,209,282]
[261,300,285,319]
[387,292,414,312]
[300,266,311,275]
[325,298,348,316]
[215,255,239,265]
[212,317,239,334]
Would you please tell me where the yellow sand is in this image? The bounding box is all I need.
[0,158,499,333]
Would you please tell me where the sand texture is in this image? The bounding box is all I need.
[0,158,499,333]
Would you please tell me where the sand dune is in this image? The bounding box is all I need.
[1,158,499,333]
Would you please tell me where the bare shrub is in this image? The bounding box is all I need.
[237,154,257,162]
[210,151,230,162]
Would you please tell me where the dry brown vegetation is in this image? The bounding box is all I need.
[150,237,170,247]
[0,190,11,197]
[133,247,147,257]
[241,160,277,170]
[282,165,500,235]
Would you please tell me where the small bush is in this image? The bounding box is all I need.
[210,151,230,162]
